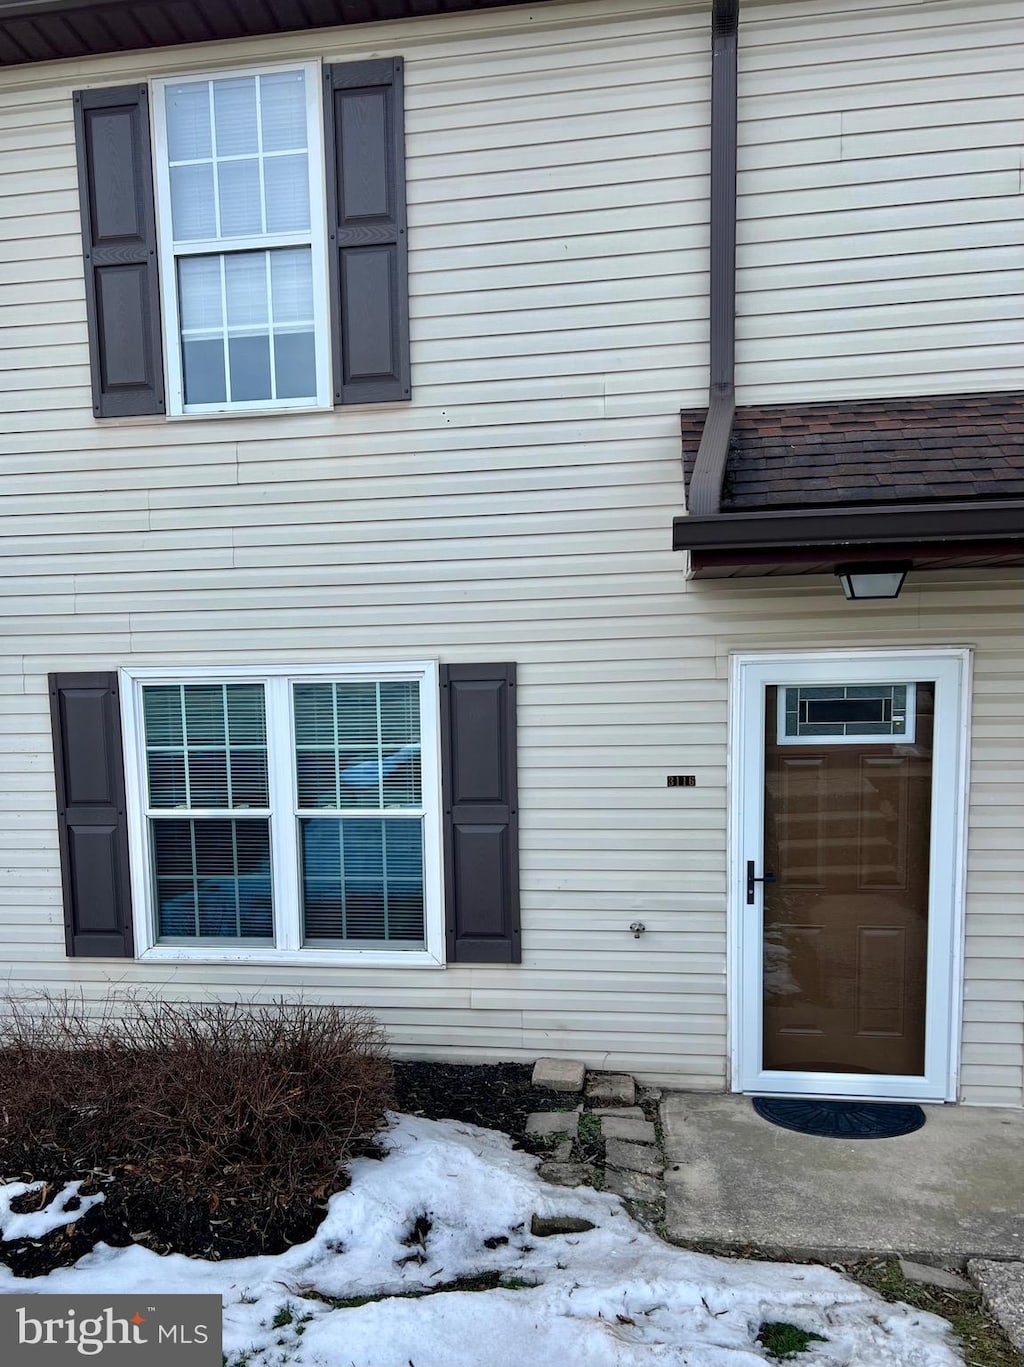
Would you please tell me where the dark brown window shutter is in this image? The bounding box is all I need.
[73,85,165,419]
[48,673,134,958]
[323,58,411,406]
[440,664,520,964]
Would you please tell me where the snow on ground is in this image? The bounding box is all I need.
[0,1180,104,1241]
[0,1115,961,1367]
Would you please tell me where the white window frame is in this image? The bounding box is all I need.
[151,61,332,417]
[120,662,445,967]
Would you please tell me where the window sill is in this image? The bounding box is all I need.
[93,398,414,424]
[166,401,331,421]
[137,946,445,968]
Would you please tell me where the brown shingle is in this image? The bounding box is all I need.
[681,390,1024,511]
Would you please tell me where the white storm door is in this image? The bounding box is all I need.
[731,650,969,1103]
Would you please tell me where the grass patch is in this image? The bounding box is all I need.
[853,1259,1023,1367]
[662,1241,1021,1367]
[573,1110,605,1170]
[757,1322,827,1360]
[577,1113,602,1144]
[323,1270,535,1311]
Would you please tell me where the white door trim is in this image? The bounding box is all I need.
[728,647,972,1103]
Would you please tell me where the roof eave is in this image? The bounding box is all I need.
[0,0,542,66]
[672,499,1024,577]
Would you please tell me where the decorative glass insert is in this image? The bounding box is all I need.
[294,680,424,947]
[779,683,916,745]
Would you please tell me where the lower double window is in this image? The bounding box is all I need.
[122,663,442,961]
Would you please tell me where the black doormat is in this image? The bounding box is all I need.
[752,1096,926,1139]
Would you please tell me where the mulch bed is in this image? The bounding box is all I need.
[0,1146,360,1278]
[0,1061,551,1279]
[393,1061,564,1148]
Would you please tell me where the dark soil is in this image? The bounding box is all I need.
[0,1143,365,1279]
[393,1060,568,1147]
[0,1061,555,1279]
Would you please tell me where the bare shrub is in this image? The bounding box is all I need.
[0,994,393,1213]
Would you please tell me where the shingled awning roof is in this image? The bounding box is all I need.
[0,0,542,66]
[674,391,1024,577]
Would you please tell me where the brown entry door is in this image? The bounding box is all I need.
[762,683,934,1077]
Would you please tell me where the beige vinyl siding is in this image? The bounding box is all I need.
[0,0,1022,1102]
[735,0,1024,404]
[0,0,721,1088]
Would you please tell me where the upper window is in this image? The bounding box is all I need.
[123,664,443,963]
[152,64,331,415]
[73,61,409,419]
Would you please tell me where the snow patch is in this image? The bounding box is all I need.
[0,1181,104,1241]
[0,1115,962,1367]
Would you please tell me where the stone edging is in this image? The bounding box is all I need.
[525,1061,666,1227]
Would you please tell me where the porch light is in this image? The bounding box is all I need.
[834,562,911,601]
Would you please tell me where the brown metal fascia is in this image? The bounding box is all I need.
[0,0,133,15]
[685,0,738,517]
[672,498,1024,554]
[689,539,1024,577]
[0,0,541,51]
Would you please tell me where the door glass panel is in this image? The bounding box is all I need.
[780,684,914,742]
[762,682,934,1076]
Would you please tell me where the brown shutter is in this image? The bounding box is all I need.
[323,58,411,406]
[440,664,520,964]
[48,673,134,958]
[73,84,165,418]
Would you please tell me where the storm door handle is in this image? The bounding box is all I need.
[745,860,776,905]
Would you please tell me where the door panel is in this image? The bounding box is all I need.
[761,682,933,1076]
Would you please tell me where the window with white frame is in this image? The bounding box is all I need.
[151,63,331,415]
[126,665,440,957]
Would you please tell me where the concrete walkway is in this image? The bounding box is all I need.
[661,1093,1024,1264]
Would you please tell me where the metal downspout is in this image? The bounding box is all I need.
[686,0,738,518]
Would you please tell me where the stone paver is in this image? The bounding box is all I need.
[532,1058,586,1093]
[526,1109,580,1138]
[600,1115,657,1145]
[605,1137,664,1178]
[662,1092,1024,1261]
[586,1073,637,1107]
[605,1169,663,1203]
[525,1062,669,1219]
[898,1260,972,1293]
[531,1214,595,1237]
[538,1161,596,1188]
[968,1260,1024,1354]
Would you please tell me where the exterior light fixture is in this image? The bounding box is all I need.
[834,562,911,601]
